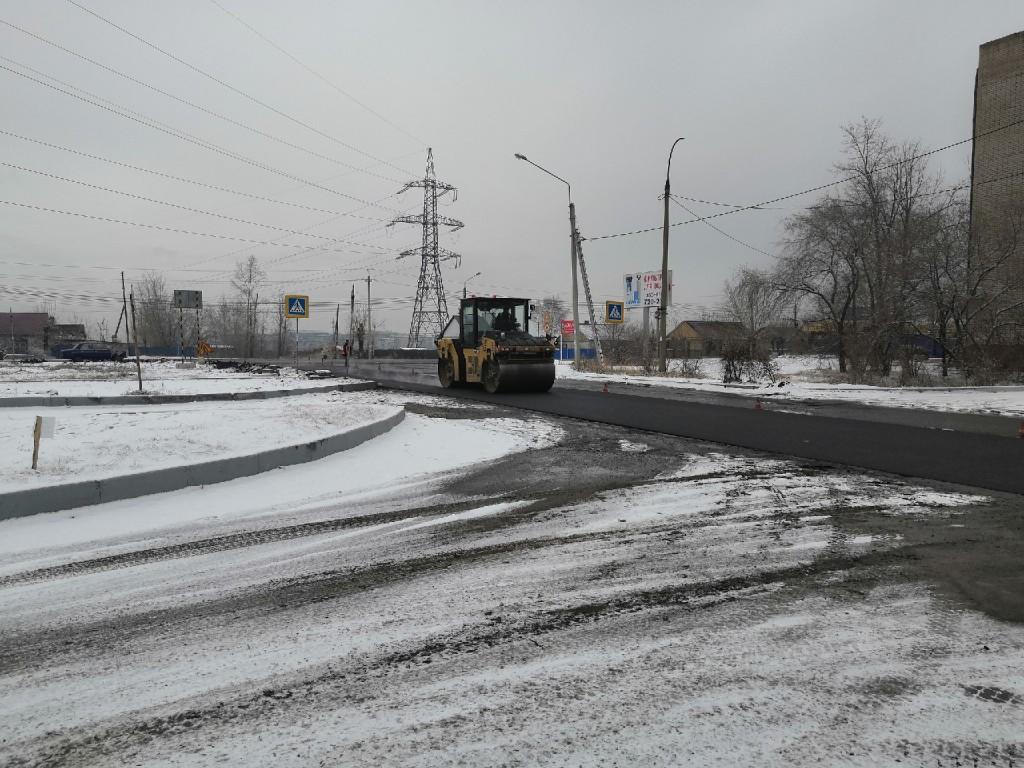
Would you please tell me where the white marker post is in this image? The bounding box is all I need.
[31,415,55,470]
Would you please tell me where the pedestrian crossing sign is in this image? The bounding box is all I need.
[284,294,309,318]
[605,300,624,324]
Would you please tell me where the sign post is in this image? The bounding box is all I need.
[31,415,55,470]
[560,319,575,361]
[625,271,671,367]
[284,294,310,365]
[173,290,203,361]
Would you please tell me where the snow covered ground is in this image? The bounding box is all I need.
[0,404,564,576]
[557,358,1024,417]
[0,390,406,492]
[0,359,351,398]
[1,406,1021,767]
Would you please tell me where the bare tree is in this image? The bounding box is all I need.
[136,272,175,348]
[777,119,958,378]
[952,200,1024,378]
[779,198,862,372]
[722,267,787,352]
[231,256,266,358]
[537,296,567,336]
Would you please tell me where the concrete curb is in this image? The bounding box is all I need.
[0,409,405,521]
[0,379,376,408]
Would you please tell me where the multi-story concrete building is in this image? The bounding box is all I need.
[970,30,1024,331]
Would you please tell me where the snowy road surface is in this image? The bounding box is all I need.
[1,397,1022,767]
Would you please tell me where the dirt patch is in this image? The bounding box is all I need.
[827,499,1024,623]
[402,401,494,420]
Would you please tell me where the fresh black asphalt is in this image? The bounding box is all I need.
[257,358,1024,495]
[376,376,1024,496]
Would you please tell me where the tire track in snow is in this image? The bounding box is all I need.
[0,496,510,587]
[8,551,893,768]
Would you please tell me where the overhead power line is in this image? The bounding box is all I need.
[0,17,407,185]
[206,0,426,147]
[668,195,774,258]
[0,198,402,257]
[65,0,415,175]
[587,116,1024,242]
[0,58,404,214]
[667,169,1024,260]
[0,129,400,223]
[1,161,402,251]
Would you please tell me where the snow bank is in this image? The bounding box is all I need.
[0,360,346,399]
[556,358,1024,417]
[0,391,399,492]
[0,403,564,563]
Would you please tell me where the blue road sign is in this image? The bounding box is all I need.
[605,300,624,324]
[284,294,309,318]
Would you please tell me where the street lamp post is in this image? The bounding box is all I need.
[658,137,685,373]
[514,153,581,366]
[463,271,482,298]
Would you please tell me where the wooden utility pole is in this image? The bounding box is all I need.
[349,284,355,351]
[333,304,340,360]
[365,274,373,359]
[128,287,143,391]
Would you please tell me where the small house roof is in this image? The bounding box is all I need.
[669,320,744,339]
[6,312,50,337]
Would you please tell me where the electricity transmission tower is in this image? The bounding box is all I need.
[390,148,463,347]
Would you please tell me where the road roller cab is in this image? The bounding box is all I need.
[436,297,556,393]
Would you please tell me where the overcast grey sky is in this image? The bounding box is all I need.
[1,0,1021,333]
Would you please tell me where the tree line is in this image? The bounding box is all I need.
[131,255,376,357]
[727,119,1023,383]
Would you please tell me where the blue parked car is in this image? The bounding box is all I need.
[60,342,127,362]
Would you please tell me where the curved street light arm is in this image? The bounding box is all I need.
[514,153,571,203]
[665,137,686,187]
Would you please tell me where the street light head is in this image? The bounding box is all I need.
[514,153,527,161]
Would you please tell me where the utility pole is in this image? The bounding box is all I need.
[568,201,582,365]
[659,137,685,373]
[333,304,340,360]
[390,148,463,347]
[642,306,651,367]
[515,153,581,366]
[128,285,142,392]
[349,284,355,349]
[365,274,373,359]
[573,230,603,363]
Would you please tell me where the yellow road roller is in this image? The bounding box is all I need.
[436,297,556,393]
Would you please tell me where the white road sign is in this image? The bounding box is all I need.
[624,271,672,308]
